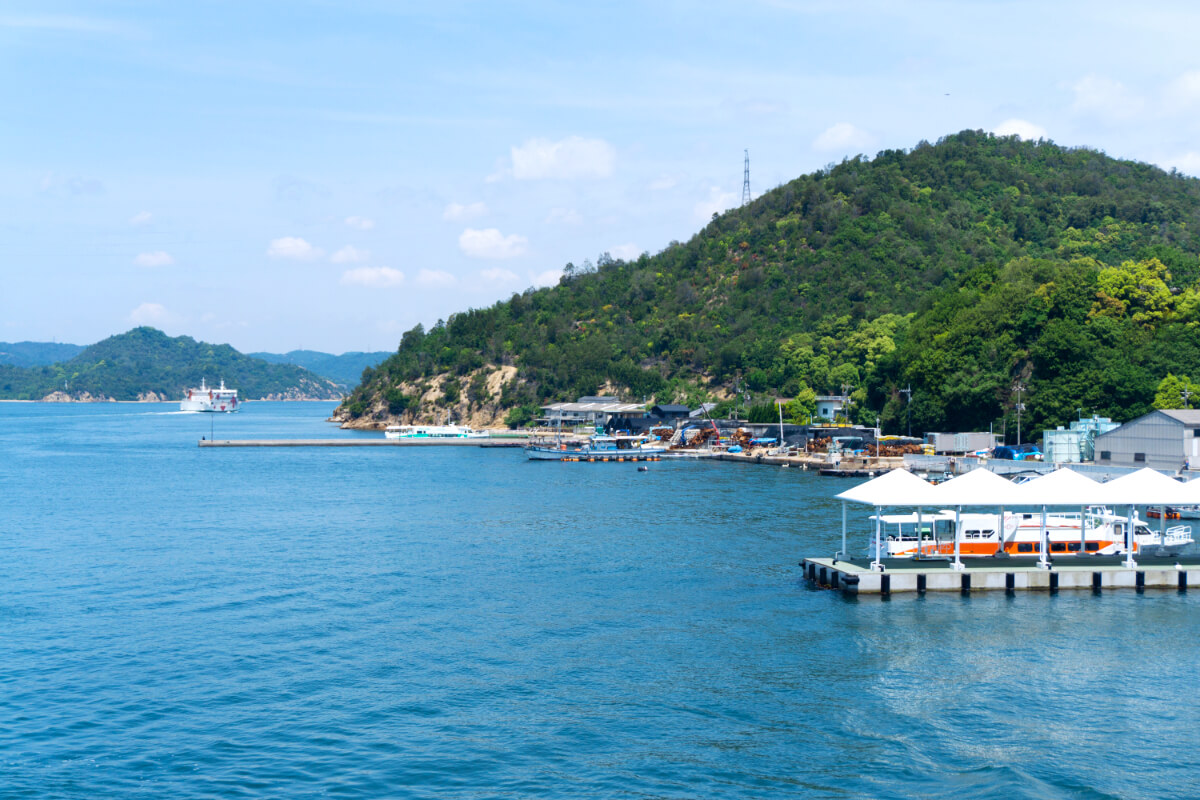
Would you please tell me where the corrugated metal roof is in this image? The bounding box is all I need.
[1157,409,1200,426]
[541,401,646,413]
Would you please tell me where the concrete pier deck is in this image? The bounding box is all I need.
[199,438,524,448]
[802,554,1200,597]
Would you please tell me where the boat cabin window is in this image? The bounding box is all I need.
[1066,542,1081,552]
[1017,543,1034,553]
[1050,543,1066,552]
[1085,542,1099,552]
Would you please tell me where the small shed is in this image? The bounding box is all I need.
[649,404,692,421]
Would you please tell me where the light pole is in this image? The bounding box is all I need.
[840,382,854,424]
[900,385,913,437]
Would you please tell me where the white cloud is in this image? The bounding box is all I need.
[459,228,529,259]
[443,202,488,221]
[344,216,375,231]
[415,269,457,288]
[609,243,640,261]
[813,122,875,152]
[129,211,152,226]
[1165,71,1200,112]
[133,250,174,268]
[545,207,582,225]
[1070,74,1143,120]
[648,175,677,191]
[529,269,562,288]
[480,267,519,284]
[992,119,1047,141]
[510,136,616,180]
[693,187,739,222]
[267,236,323,260]
[340,267,405,288]
[330,245,370,264]
[129,302,170,325]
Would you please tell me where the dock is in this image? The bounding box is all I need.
[802,555,1200,597]
[199,438,524,448]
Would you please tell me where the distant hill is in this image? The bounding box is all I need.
[335,130,1200,436]
[249,349,391,387]
[0,327,343,401]
[0,341,85,367]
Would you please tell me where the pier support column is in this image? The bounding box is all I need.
[871,504,883,572]
[1123,505,1138,569]
[840,502,847,561]
[952,505,964,571]
[1038,505,1051,570]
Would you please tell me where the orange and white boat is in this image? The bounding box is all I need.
[877,508,1192,558]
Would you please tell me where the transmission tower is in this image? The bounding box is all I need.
[741,149,751,206]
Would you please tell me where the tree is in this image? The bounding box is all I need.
[1153,373,1200,410]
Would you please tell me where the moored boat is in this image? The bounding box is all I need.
[384,423,490,440]
[525,433,666,462]
[181,378,238,412]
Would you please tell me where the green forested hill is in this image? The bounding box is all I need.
[249,349,391,387]
[337,130,1200,436]
[0,328,343,401]
[0,341,85,367]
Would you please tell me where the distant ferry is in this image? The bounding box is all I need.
[384,423,489,439]
[181,378,238,412]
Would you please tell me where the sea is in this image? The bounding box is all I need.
[2,401,1198,799]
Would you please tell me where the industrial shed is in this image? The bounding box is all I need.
[1093,409,1200,471]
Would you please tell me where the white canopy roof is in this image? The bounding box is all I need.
[1100,468,1193,506]
[934,467,1024,506]
[835,468,940,506]
[1012,467,1104,506]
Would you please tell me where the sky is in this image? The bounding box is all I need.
[4,1,1200,354]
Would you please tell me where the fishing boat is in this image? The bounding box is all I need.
[525,433,666,462]
[181,378,238,412]
[384,423,489,440]
[876,507,1192,558]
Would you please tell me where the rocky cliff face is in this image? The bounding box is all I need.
[333,365,518,430]
[40,391,113,402]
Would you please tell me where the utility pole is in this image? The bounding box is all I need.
[741,149,751,206]
[900,385,913,437]
[1183,387,1194,409]
[840,382,853,424]
[1015,383,1026,446]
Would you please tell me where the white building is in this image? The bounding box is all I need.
[814,395,848,421]
[540,396,647,428]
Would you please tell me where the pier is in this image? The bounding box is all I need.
[199,438,524,448]
[802,555,1200,596]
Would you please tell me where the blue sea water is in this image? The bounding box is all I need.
[2,402,1199,798]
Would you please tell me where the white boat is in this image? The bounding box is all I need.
[384,423,489,440]
[181,378,238,412]
[877,507,1192,558]
[526,433,666,462]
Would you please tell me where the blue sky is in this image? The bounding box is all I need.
[4,1,1200,353]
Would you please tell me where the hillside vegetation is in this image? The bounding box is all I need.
[336,130,1200,437]
[0,327,342,401]
[249,349,391,387]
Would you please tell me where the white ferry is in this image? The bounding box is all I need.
[181,378,238,412]
[384,424,489,440]
[876,508,1192,558]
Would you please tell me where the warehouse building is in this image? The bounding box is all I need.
[1093,409,1200,471]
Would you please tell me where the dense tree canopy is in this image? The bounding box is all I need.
[340,131,1200,439]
